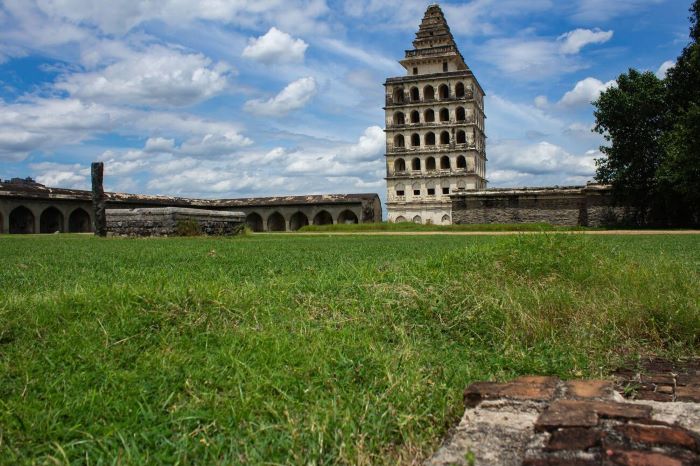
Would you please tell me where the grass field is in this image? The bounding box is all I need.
[1,233,699,464]
[298,222,587,233]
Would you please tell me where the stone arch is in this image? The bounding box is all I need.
[394,134,405,148]
[411,157,421,171]
[394,158,406,173]
[393,111,405,125]
[412,182,421,196]
[413,215,422,224]
[457,180,467,191]
[457,130,466,144]
[338,210,359,224]
[456,82,465,98]
[439,84,449,99]
[441,214,451,225]
[40,206,63,234]
[395,183,405,196]
[289,211,309,231]
[246,212,264,232]
[440,131,450,145]
[439,108,449,122]
[457,155,467,169]
[410,110,420,123]
[426,156,436,170]
[393,88,404,104]
[425,132,436,146]
[9,206,35,234]
[424,108,435,123]
[456,106,466,121]
[411,133,420,147]
[395,216,407,223]
[267,212,286,232]
[440,155,451,169]
[313,210,333,226]
[410,86,420,102]
[423,85,435,101]
[68,208,91,233]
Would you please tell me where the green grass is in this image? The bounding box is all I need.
[299,222,589,232]
[1,233,698,464]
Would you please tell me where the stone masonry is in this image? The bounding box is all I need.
[106,207,245,237]
[426,359,700,465]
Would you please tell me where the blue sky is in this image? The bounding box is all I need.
[0,0,692,203]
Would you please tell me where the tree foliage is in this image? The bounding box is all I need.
[593,0,700,226]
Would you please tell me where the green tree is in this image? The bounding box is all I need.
[593,70,669,223]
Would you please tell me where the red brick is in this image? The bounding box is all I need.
[515,375,560,386]
[605,450,684,466]
[535,401,599,430]
[464,379,557,407]
[590,400,652,420]
[565,380,614,399]
[636,391,674,402]
[677,373,700,387]
[656,385,674,394]
[615,424,699,451]
[545,427,600,451]
[641,374,675,385]
[676,385,700,403]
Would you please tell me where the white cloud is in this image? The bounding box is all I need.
[534,95,549,109]
[29,162,90,189]
[244,77,317,116]
[242,27,308,64]
[656,60,675,78]
[56,45,232,107]
[558,77,616,107]
[319,38,400,72]
[572,0,664,22]
[558,28,613,54]
[144,137,175,153]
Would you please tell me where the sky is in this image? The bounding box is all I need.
[0,0,693,205]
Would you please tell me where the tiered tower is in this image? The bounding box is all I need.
[384,4,486,224]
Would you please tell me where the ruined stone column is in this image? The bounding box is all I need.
[91,162,107,237]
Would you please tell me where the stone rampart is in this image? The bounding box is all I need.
[451,184,627,227]
[106,207,245,237]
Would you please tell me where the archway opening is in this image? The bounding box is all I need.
[425,132,435,146]
[410,87,420,102]
[267,212,286,232]
[393,88,404,104]
[411,157,421,171]
[395,216,407,223]
[457,155,467,169]
[456,106,466,121]
[394,158,406,173]
[439,108,449,122]
[313,210,333,226]
[393,112,405,125]
[68,208,91,233]
[426,157,436,170]
[410,111,420,123]
[456,82,465,98]
[411,133,420,147]
[290,212,309,231]
[457,130,466,144]
[394,134,405,148]
[413,215,422,224]
[440,131,450,145]
[442,215,451,225]
[246,212,264,232]
[424,109,435,123]
[9,206,35,234]
[40,207,63,234]
[423,85,434,101]
[338,210,359,224]
[440,156,451,169]
[439,84,449,99]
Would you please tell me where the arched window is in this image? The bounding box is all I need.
[338,210,359,224]
[267,212,286,232]
[290,212,309,231]
[427,182,436,196]
[411,157,421,171]
[393,112,405,125]
[424,109,435,123]
[440,131,450,145]
[439,108,449,122]
[395,216,407,223]
[9,206,35,234]
[393,88,404,104]
[441,215,451,225]
[40,207,63,233]
[410,87,420,102]
[425,132,435,146]
[426,157,436,170]
[394,134,405,148]
[410,111,420,123]
[456,107,466,121]
[457,155,467,169]
[423,85,435,101]
[412,182,421,196]
[395,184,405,197]
[313,210,333,226]
[440,156,451,169]
[457,130,466,144]
[456,82,465,98]
[246,213,264,232]
[411,133,420,147]
[394,158,406,173]
[68,208,91,233]
[438,84,449,99]
[413,215,422,224]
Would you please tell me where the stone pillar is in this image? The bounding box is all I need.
[91,162,107,237]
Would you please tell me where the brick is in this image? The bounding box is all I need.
[605,450,684,466]
[565,380,614,399]
[641,374,675,385]
[590,400,652,420]
[535,401,599,430]
[656,385,674,394]
[615,424,699,451]
[515,375,560,386]
[676,385,700,403]
[545,427,600,451]
[636,391,674,402]
[464,379,556,407]
[677,374,700,387]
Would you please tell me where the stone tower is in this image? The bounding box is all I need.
[384,4,486,225]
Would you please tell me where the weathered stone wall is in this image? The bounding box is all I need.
[106,208,245,237]
[451,184,627,227]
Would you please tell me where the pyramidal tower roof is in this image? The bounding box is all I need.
[400,4,468,72]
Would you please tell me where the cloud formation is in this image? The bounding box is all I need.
[242,27,308,64]
[244,77,317,116]
[558,28,613,54]
[558,77,616,107]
